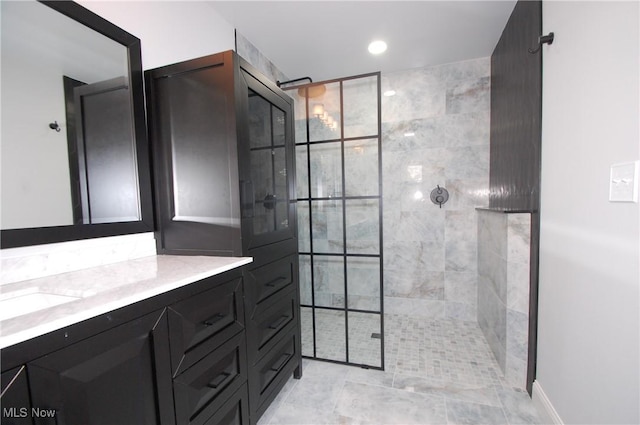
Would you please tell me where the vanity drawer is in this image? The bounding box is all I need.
[200,384,249,425]
[250,331,298,414]
[168,277,245,376]
[247,288,297,363]
[174,332,247,425]
[244,255,295,308]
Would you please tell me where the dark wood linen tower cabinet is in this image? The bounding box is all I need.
[145,50,302,425]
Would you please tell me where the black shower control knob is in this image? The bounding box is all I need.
[430,185,449,207]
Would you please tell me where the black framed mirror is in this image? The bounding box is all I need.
[0,1,154,248]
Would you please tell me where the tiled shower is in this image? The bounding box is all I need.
[240,33,531,393]
[283,56,504,371]
[257,57,540,425]
[381,58,491,321]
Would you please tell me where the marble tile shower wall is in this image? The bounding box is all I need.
[236,31,288,84]
[381,58,491,321]
[477,210,531,389]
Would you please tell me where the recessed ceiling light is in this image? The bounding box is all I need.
[383,90,396,97]
[368,40,387,55]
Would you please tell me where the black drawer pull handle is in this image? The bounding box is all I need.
[268,314,290,330]
[203,313,225,326]
[207,372,231,389]
[270,352,292,372]
[265,276,287,288]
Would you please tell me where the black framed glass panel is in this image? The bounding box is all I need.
[285,73,383,370]
[247,89,290,235]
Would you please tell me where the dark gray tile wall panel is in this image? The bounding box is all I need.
[489,0,542,212]
[488,0,542,395]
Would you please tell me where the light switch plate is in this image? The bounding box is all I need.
[609,160,639,202]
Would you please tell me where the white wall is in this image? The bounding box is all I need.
[77,1,235,70]
[1,1,127,229]
[537,2,639,424]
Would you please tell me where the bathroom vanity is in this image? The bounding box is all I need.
[1,256,255,425]
[145,50,302,423]
[1,2,301,424]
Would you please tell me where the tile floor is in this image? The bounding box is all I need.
[301,308,382,367]
[258,314,545,425]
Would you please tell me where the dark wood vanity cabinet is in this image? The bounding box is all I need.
[27,309,174,425]
[167,277,249,425]
[145,50,298,259]
[4,314,173,425]
[243,252,301,419]
[146,50,302,424]
[0,268,253,425]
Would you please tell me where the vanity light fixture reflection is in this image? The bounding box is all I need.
[298,84,326,99]
[312,103,325,117]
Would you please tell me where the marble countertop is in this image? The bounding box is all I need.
[0,255,252,349]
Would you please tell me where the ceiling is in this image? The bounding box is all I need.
[208,1,517,82]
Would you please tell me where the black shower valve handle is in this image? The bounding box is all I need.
[430,185,449,208]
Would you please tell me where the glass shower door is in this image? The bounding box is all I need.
[284,73,384,369]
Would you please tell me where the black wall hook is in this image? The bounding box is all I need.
[49,121,61,132]
[528,32,554,54]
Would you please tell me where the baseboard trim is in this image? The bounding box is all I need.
[532,380,564,424]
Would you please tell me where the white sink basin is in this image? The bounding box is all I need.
[0,290,80,322]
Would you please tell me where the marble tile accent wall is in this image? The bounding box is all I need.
[235,31,288,84]
[381,58,491,321]
[477,210,531,389]
[0,233,157,285]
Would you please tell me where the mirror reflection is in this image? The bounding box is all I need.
[1,1,140,230]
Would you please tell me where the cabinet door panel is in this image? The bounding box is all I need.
[173,333,247,425]
[27,310,172,425]
[169,277,245,376]
[147,52,242,256]
[146,52,297,257]
[238,68,297,252]
[1,366,32,425]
